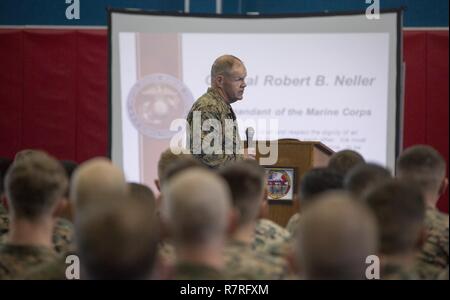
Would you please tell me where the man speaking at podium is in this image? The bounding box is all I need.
[186,55,249,168]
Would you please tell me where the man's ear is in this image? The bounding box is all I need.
[416,227,428,250]
[154,179,161,192]
[227,208,240,236]
[215,75,225,88]
[285,246,301,277]
[52,198,69,219]
[438,177,448,197]
[1,194,9,212]
[258,189,269,219]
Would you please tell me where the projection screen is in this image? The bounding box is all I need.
[109,10,402,191]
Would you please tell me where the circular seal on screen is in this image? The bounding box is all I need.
[267,169,292,200]
[126,73,194,139]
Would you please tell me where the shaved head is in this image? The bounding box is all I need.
[70,158,127,212]
[211,54,243,81]
[162,168,231,246]
[296,192,377,279]
[397,145,447,197]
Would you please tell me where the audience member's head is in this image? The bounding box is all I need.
[70,157,127,213]
[298,167,344,210]
[364,179,426,256]
[5,150,68,222]
[0,157,13,210]
[396,145,447,205]
[14,149,42,163]
[328,149,365,176]
[156,148,192,191]
[161,156,204,188]
[76,195,159,279]
[161,168,231,248]
[219,160,265,227]
[295,191,377,279]
[128,182,156,216]
[344,163,392,199]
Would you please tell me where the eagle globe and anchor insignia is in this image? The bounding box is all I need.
[127,73,194,139]
[267,169,293,200]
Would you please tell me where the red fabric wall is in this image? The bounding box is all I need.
[0,29,108,161]
[0,29,448,211]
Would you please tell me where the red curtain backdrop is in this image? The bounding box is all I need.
[0,29,448,212]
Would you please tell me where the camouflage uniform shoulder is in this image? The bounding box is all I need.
[0,213,9,236]
[413,260,445,280]
[24,255,69,280]
[224,239,288,280]
[0,243,59,279]
[186,88,242,168]
[53,217,75,255]
[0,204,6,215]
[0,216,74,255]
[285,213,301,236]
[173,262,225,280]
[419,206,449,270]
[252,218,291,257]
[187,89,227,119]
[382,262,421,280]
[158,240,176,265]
[437,266,449,280]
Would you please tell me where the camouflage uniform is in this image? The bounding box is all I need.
[285,212,301,236]
[53,218,75,255]
[158,240,176,265]
[186,88,243,168]
[381,262,421,280]
[27,258,68,280]
[172,262,224,280]
[437,266,449,280]
[416,205,449,278]
[224,239,288,280]
[0,244,59,279]
[23,255,71,280]
[0,213,7,236]
[0,215,74,255]
[252,218,291,257]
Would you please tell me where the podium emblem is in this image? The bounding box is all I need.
[265,167,295,201]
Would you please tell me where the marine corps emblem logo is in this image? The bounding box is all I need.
[127,73,194,139]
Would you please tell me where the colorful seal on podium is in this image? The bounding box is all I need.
[266,168,293,200]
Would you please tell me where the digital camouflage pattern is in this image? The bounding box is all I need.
[186,88,243,168]
[0,213,7,236]
[0,204,6,215]
[419,207,449,268]
[172,262,225,280]
[53,218,75,255]
[0,244,60,279]
[224,239,288,280]
[158,240,176,265]
[0,214,74,255]
[415,205,449,278]
[23,255,69,280]
[381,262,421,280]
[252,218,291,258]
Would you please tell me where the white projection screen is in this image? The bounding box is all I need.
[109,10,403,191]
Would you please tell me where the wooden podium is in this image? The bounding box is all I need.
[254,139,334,227]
